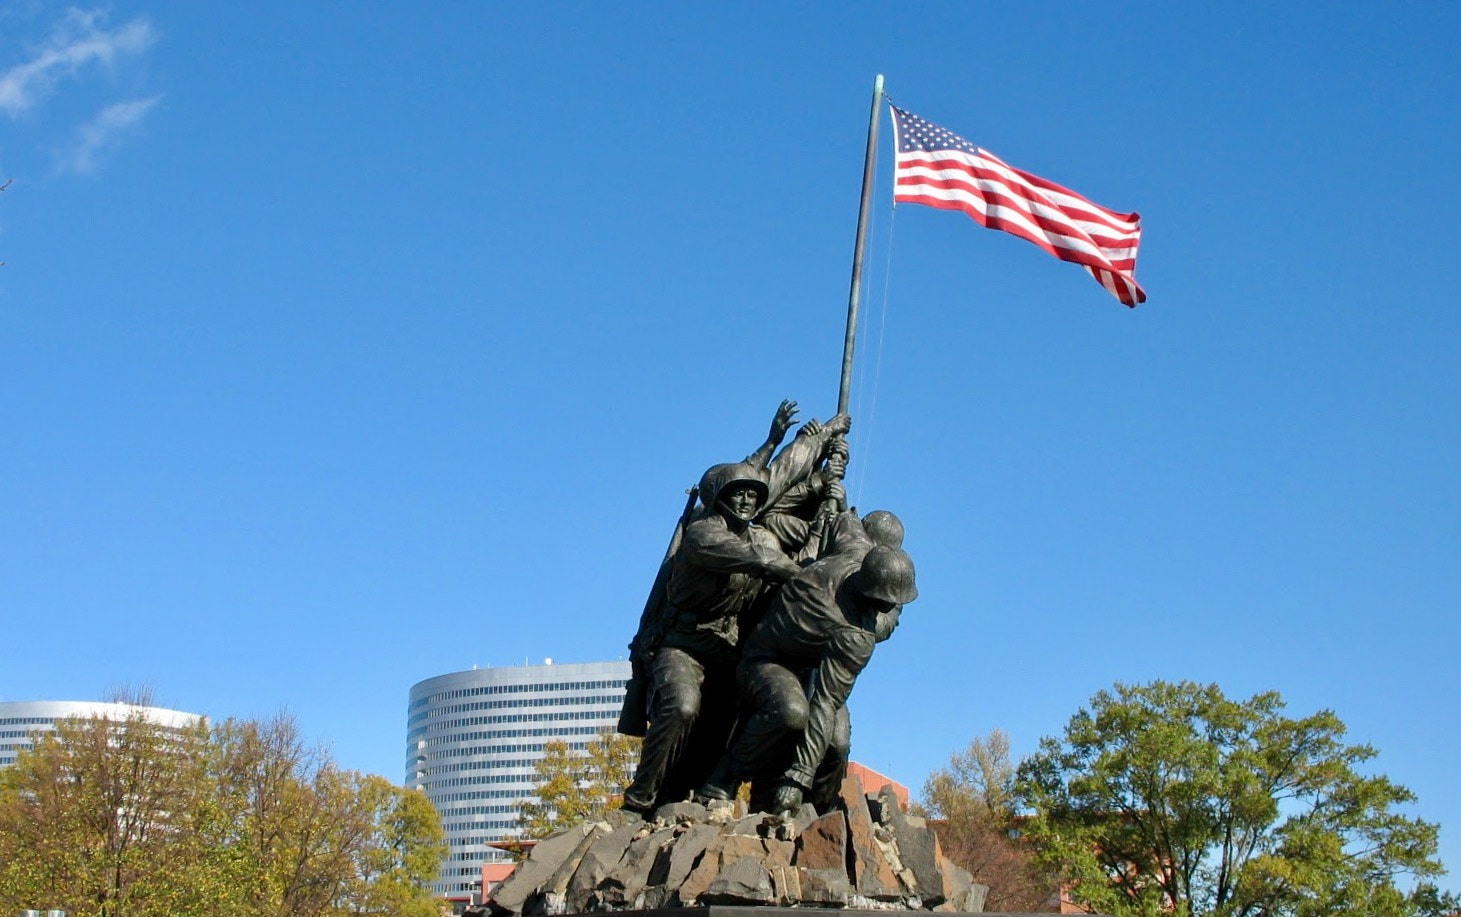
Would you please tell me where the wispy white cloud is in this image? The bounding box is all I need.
[0,9,156,117]
[62,95,160,173]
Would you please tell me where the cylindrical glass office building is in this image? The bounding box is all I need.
[0,700,203,768]
[405,660,631,898]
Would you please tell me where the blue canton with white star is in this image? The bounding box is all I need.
[894,108,980,155]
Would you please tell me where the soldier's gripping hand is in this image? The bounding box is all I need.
[824,479,846,507]
[824,413,852,437]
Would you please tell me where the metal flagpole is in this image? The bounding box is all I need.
[817,74,885,534]
[838,73,885,416]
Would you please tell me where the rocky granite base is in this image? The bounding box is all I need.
[486,774,989,915]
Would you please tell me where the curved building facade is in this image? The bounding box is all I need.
[406,660,631,898]
[0,700,204,768]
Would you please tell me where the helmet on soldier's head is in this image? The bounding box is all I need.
[850,545,918,605]
[861,510,904,549]
[698,462,770,517]
[698,464,733,509]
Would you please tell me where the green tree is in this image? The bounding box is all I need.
[518,730,640,840]
[1014,680,1446,917]
[0,709,447,917]
[211,715,372,917]
[341,775,448,917]
[0,709,237,916]
[922,728,1058,912]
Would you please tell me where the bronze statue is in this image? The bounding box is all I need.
[619,402,850,814]
[696,511,916,816]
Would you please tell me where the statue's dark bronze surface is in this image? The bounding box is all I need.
[619,402,914,818]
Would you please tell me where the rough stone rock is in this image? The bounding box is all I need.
[728,812,772,836]
[705,798,748,824]
[791,802,819,835]
[719,833,769,863]
[489,823,595,913]
[489,787,1003,915]
[700,855,776,905]
[794,809,847,872]
[770,863,802,904]
[881,784,945,901]
[867,791,894,826]
[841,773,902,899]
[652,800,708,825]
[638,885,674,911]
[543,823,608,896]
[961,881,990,912]
[655,822,719,894]
[564,820,643,912]
[798,865,853,905]
[676,832,728,905]
[934,855,987,913]
[603,808,645,829]
[762,836,796,869]
[596,826,676,906]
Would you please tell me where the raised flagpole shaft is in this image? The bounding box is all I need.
[838,73,885,415]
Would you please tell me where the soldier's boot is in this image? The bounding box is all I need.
[693,760,739,808]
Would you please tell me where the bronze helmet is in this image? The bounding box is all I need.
[697,462,770,514]
[849,545,918,605]
[860,510,905,549]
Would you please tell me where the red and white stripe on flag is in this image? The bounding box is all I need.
[891,106,1145,306]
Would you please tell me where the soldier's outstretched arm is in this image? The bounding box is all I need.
[681,519,801,581]
[746,399,800,469]
[765,413,852,504]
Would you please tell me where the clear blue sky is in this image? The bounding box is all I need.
[3,0,1457,889]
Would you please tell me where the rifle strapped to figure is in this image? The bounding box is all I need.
[616,486,700,737]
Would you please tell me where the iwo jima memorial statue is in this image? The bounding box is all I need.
[485,76,1144,917]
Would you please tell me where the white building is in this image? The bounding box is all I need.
[0,700,204,768]
[406,660,631,898]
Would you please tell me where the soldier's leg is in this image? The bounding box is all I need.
[622,646,705,812]
[807,704,852,812]
[785,628,874,795]
[697,659,805,803]
[657,658,737,805]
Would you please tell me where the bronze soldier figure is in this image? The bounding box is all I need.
[619,403,850,814]
[696,517,916,815]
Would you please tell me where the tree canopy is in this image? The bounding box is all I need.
[0,709,446,917]
[1014,680,1447,917]
[921,728,1060,912]
[517,730,639,840]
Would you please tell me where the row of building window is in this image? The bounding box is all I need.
[426,788,542,803]
[439,803,519,818]
[426,741,591,765]
[408,694,622,727]
[427,758,541,776]
[0,718,55,727]
[425,740,564,761]
[410,679,629,711]
[444,818,519,832]
[418,724,607,749]
[441,817,523,835]
[411,709,620,740]
[427,774,540,789]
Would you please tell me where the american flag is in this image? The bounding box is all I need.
[891,106,1145,307]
